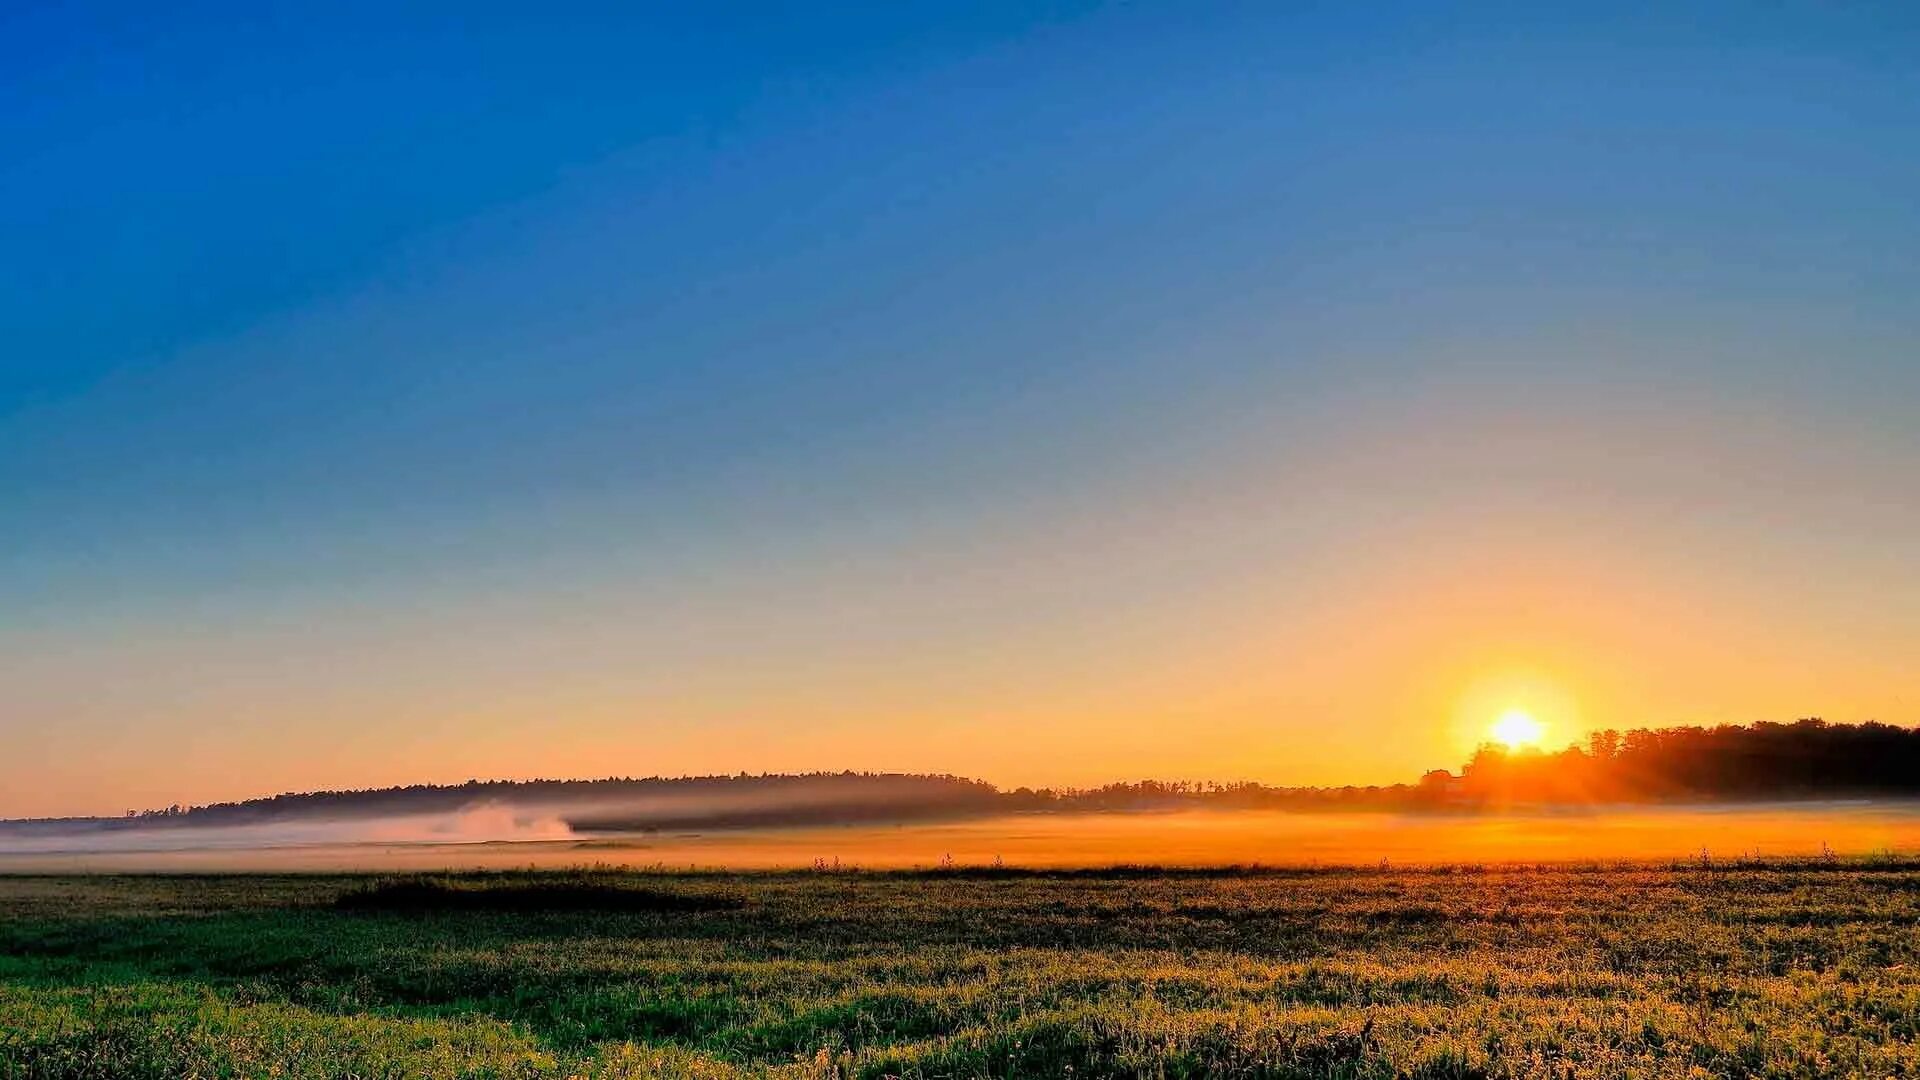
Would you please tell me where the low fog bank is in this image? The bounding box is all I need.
[0,803,573,855]
[0,774,1002,855]
[6,802,1920,873]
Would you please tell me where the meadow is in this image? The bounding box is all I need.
[4,862,1920,1078]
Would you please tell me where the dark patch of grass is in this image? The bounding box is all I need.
[334,877,741,915]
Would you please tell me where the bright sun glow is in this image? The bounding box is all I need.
[1490,709,1545,750]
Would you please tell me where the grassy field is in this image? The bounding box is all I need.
[3,862,1919,1078]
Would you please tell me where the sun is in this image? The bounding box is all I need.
[1489,708,1545,751]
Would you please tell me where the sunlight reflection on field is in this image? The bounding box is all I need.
[5,804,1920,872]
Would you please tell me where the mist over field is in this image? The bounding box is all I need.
[0,803,574,856]
[13,722,1920,871]
[8,802,1920,874]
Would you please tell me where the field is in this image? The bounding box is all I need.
[4,862,1920,1078]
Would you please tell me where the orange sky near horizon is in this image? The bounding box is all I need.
[9,374,1914,819]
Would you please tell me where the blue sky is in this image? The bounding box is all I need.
[4,3,1918,814]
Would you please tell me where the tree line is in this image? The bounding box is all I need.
[1440,718,1920,805]
[5,719,1916,832]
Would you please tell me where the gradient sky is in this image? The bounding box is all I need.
[5,3,1918,817]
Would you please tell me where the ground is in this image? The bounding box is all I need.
[2,861,1918,1078]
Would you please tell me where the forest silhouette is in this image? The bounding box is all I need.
[3,719,1915,836]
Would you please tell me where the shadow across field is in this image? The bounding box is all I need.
[335,877,742,915]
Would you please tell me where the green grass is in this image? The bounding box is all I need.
[4,862,1920,1077]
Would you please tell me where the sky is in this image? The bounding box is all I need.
[4,2,1918,817]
